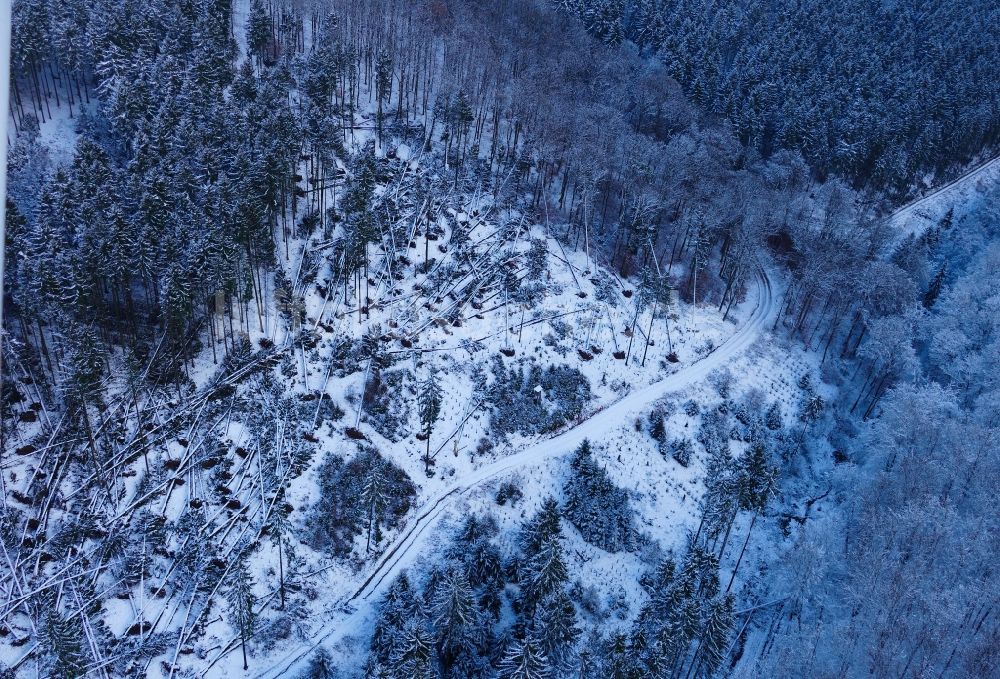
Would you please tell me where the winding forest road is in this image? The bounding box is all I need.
[243,269,776,679]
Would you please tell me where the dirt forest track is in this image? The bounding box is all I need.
[229,267,776,679]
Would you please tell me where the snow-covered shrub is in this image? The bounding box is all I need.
[495,480,523,507]
[683,399,701,417]
[708,368,735,399]
[666,438,693,467]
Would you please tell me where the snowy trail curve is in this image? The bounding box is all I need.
[243,269,775,679]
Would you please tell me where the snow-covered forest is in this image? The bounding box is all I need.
[0,0,997,677]
[557,0,1000,196]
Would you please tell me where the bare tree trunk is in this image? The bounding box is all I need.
[726,509,758,593]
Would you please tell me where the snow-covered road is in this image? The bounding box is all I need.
[239,269,776,679]
[885,153,1000,239]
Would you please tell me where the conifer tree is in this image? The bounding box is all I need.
[532,589,580,671]
[765,402,783,430]
[649,410,667,442]
[521,532,569,613]
[923,263,947,309]
[40,609,85,679]
[362,459,387,552]
[418,372,443,475]
[246,0,271,65]
[563,440,636,552]
[686,594,734,679]
[227,560,257,670]
[726,442,779,591]
[372,573,421,666]
[432,568,481,665]
[518,497,563,560]
[499,637,550,679]
[392,619,436,679]
[302,647,338,679]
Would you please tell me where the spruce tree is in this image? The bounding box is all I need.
[418,372,443,475]
[246,0,271,65]
[302,647,338,679]
[392,619,435,679]
[227,560,257,670]
[40,609,85,679]
[432,568,481,666]
[688,594,734,679]
[372,573,420,666]
[521,532,569,612]
[923,263,947,309]
[648,411,667,442]
[499,637,550,679]
[563,441,636,552]
[532,590,580,671]
[726,442,779,591]
[765,402,783,430]
[362,459,387,552]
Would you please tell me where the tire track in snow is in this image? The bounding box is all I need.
[241,269,775,679]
